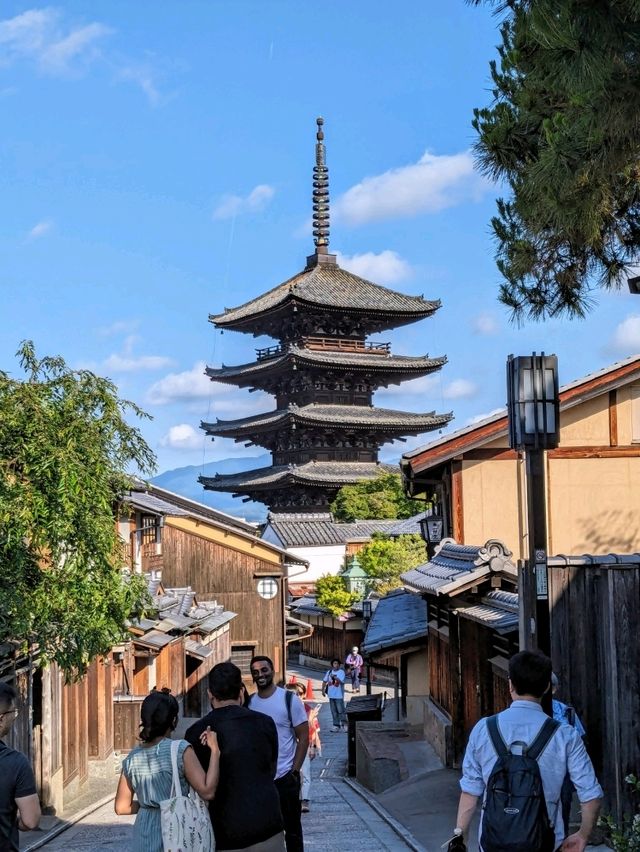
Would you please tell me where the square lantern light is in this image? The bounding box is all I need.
[419,505,444,549]
[362,599,373,624]
[507,353,560,451]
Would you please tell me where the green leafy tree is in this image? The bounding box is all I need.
[330,473,422,522]
[314,574,359,618]
[0,342,156,675]
[358,533,426,594]
[471,1,640,321]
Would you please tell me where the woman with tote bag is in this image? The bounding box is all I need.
[115,690,219,851]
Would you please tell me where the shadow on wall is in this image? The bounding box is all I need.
[575,509,640,554]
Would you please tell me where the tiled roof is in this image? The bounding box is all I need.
[265,514,405,548]
[267,514,347,547]
[291,593,363,621]
[362,588,428,654]
[201,461,398,492]
[401,538,516,596]
[211,262,439,326]
[124,492,191,517]
[386,513,423,536]
[203,404,451,437]
[345,519,404,539]
[206,349,447,381]
[185,640,215,659]
[454,589,519,634]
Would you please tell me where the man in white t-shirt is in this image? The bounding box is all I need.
[321,658,347,732]
[249,656,308,852]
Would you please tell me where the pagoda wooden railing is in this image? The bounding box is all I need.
[256,337,390,360]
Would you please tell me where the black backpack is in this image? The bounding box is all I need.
[480,715,560,852]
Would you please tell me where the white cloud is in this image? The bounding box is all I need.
[443,379,478,400]
[376,373,440,402]
[213,184,275,220]
[0,8,112,75]
[116,63,162,106]
[103,335,173,373]
[26,219,53,240]
[334,150,489,226]
[608,314,640,355]
[104,353,173,372]
[465,407,504,426]
[160,423,204,451]
[146,361,211,404]
[336,250,413,285]
[472,312,499,336]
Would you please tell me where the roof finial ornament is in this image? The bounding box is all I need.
[312,116,330,254]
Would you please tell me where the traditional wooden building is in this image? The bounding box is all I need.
[120,482,306,680]
[400,538,519,766]
[201,118,451,513]
[401,355,640,557]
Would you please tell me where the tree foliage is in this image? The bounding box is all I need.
[471,1,640,321]
[358,533,426,595]
[330,473,421,522]
[314,574,360,618]
[0,342,156,675]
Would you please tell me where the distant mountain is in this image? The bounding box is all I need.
[151,455,270,523]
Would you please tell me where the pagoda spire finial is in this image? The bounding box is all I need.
[312,117,330,254]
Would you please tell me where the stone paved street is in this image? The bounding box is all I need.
[31,666,414,851]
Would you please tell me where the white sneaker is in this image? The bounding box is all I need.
[331,725,339,732]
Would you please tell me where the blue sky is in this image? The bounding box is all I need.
[3,1,640,484]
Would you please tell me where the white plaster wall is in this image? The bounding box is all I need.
[285,544,346,584]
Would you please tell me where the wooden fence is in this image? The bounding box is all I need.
[546,555,640,823]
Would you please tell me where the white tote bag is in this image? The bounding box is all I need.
[159,739,215,852]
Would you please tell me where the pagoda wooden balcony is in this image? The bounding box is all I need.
[255,337,391,361]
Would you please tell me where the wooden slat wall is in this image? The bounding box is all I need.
[113,699,144,752]
[62,677,88,786]
[549,561,640,823]
[298,621,363,664]
[428,627,452,716]
[87,656,113,760]
[161,526,285,675]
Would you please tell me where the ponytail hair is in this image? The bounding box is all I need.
[139,691,179,743]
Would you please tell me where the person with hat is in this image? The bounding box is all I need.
[345,646,364,693]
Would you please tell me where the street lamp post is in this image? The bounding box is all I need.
[506,353,559,660]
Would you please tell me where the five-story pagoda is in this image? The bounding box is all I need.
[201,118,452,513]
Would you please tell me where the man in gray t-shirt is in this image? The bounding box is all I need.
[0,683,40,851]
[249,656,308,852]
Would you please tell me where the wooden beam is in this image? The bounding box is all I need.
[452,461,464,543]
[548,445,640,459]
[609,390,618,447]
[462,448,519,461]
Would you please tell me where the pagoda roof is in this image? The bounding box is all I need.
[202,404,452,438]
[206,348,446,384]
[200,460,398,493]
[210,259,439,331]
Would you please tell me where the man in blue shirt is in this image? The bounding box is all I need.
[454,650,602,852]
[552,672,586,839]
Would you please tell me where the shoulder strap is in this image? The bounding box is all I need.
[486,715,509,759]
[169,738,181,798]
[285,687,293,727]
[527,717,560,760]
